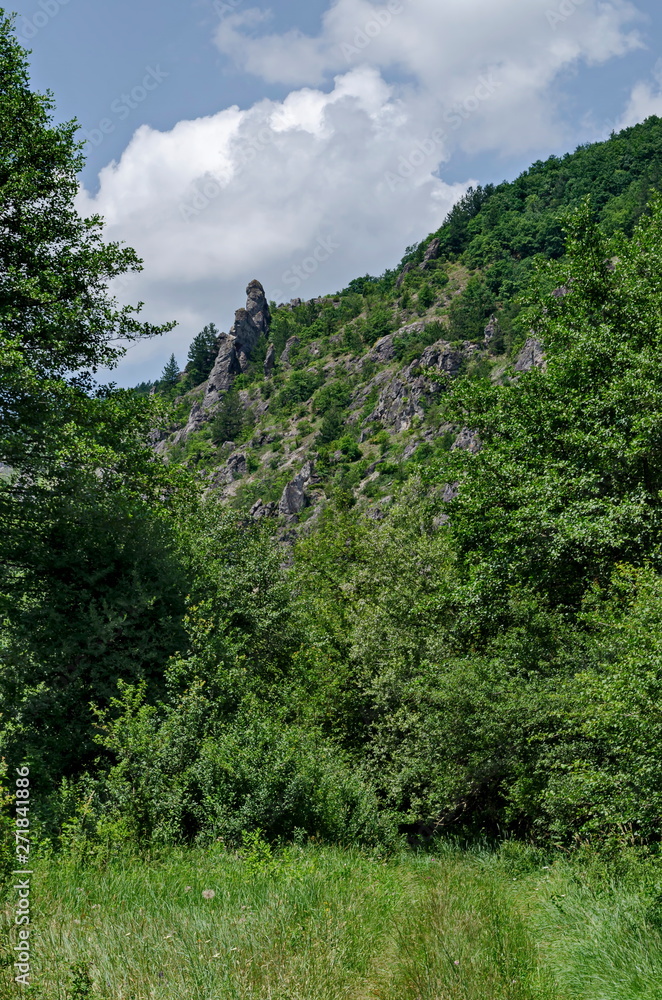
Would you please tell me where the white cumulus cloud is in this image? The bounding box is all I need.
[215,0,643,153]
[79,0,646,384]
[618,59,662,128]
[78,67,467,383]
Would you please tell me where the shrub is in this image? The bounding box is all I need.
[211,390,244,443]
[318,409,344,446]
[418,284,435,309]
[91,688,389,848]
[272,370,322,415]
[312,380,352,416]
[338,436,362,462]
[363,307,394,346]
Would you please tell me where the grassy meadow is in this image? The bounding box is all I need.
[2,841,662,1000]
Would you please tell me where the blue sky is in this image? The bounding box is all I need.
[10,0,662,384]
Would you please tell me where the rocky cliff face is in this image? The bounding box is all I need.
[157,262,522,530]
[204,279,271,411]
[513,337,545,373]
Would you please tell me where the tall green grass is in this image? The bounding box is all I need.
[1,840,661,1000]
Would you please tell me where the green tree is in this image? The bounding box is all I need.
[363,306,394,346]
[441,197,662,623]
[159,353,180,394]
[210,389,244,443]
[318,408,343,445]
[418,284,435,310]
[448,276,495,342]
[0,14,192,787]
[0,12,172,474]
[185,323,219,386]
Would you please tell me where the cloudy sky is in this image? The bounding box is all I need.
[13,0,662,385]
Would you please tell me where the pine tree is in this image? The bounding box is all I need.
[185,323,219,386]
[159,353,180,393]
[210,390,244,443]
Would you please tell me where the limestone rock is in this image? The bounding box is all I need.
[434,481,460,527]
[279,460,315,518]
[280,336,300,367]
[264,343,276,377]
[513,338,545,373]
[204,280,271,410]
[204,334,241,408]
[395,262,415,288]
[368,334,396,364]
[441,482,459,502]
[245,278,271,336]
[402,439,421,461]
[250,499,277,520]
[362,338,469,433]
[206,451,247,489]
[483,314,499,347]
[420,237,442,269]
[148,428,167,447]
[416,339,467,376]
[452,428,481,453]
[184,400,206,436]
[227,451,247,477]
[367,323,425,366]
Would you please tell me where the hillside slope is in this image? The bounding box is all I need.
[152,116,662,530]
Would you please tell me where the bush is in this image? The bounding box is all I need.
[338,436,362,462]
[318,409,344,446]
[448,276,496,342]
[418,284,435,310]
[363,307,395,346]
[272,370,322,415]
[211,390,244,443]
[312,380,352,416]
[90,688,389,848]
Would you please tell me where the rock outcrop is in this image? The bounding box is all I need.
[483,315,499,347]
[362,338,471,433]
[395,262,415,289]
[204,280,271,410]
[452,427,481,453]
[395,239,442,286]
[366,322,426,365]
[280,336,300,368]
[264,343,276,377]
[279,461,316,519]
[420,237,442,269]
[184,399,206,437]
[250,499,277,520]
[206,450,248,489]
[513,337,545,373]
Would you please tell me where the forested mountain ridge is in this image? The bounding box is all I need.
[153,115,662,532]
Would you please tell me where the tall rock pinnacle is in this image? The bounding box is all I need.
[204,280,271,410]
